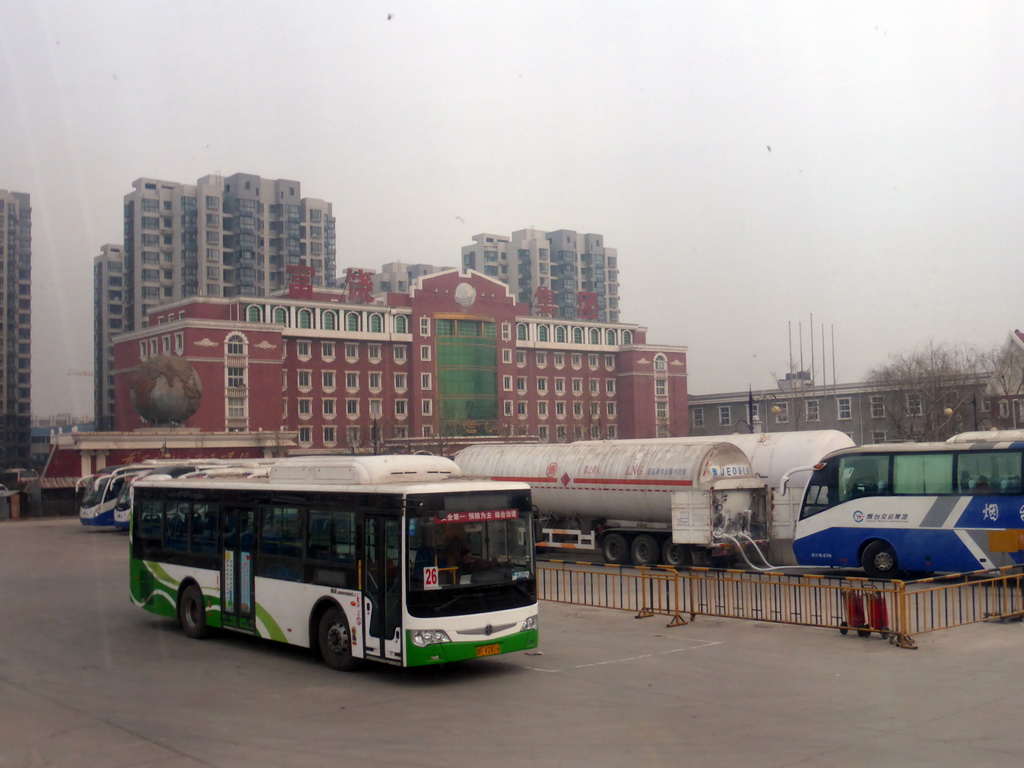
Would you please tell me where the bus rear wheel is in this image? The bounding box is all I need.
[178,584,211,639]
[862,541,900,580]
[318,606,357,671]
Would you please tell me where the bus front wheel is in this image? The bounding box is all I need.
[862,541,900,580]
[318,606,358,671]
[178,584,211,639]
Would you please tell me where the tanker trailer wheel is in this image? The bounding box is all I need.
[630,534,661,566]
[662,540,692,568]
[601,533,630,565]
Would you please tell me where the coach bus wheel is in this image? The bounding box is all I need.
[602,533,630,565]
[662,541,692,568]
[861,541,900,580]
[178,584,211,640]
[319,606,357,671]
[631,534,661,566]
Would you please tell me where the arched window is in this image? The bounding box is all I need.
[346,312,362,332]
[246,305,263,323]
[589,328,600,345]
[394,315,409,334]
[297,309,313,329]
[622,330,633,345]
[517,323,528,341]
[555,326,567,343]
[321,310,338,331]
[226,333,247,356]
[369,313,383,333]
[273,307,288,325]
[538,325,550,343]
[606,329,617,345]
[572,327,583,344]
[654,354,667,372]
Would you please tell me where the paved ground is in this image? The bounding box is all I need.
[3,518,1024,767]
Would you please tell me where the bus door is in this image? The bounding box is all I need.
[222,506,256,632]
[362,515,403,663]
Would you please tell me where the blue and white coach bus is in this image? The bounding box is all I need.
[793,442,1024,578]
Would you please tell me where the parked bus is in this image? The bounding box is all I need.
[129,455,539,670]
[112,460,275,530]
[793,442,1024,578]
[80,465,149,527]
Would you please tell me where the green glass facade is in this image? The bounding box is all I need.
[436,318,498,431]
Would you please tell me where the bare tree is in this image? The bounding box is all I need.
[976,339,1024,429]
[867,342,983,441]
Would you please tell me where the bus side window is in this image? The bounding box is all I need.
[799,484,829,519]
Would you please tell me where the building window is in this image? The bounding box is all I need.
[502,348,512,364]
[517,402,528,416]
[394,345,407,362]
[322,371,336,390]
[422,399,433,416]
[516,377,527,393]
[369,372,382,391]
[345,343,358,361]
[346,372,359,390]
[297,370,312,390]
[537,377,548,394]
[775,402,789,424]
[538,401,548,417]
[227,334,246,356]
[719,406,731,426]
[227,367,245,388]
[555,401,566,417]
[655,379,667,397]
[606,379,616,395]
[395,373,408,391]
[368,344,382,361]
[692,408,704,427]
[347,427,360,446]
[870,395,885,419]
[536,352,547,367]
[806,400,820,422]
[296,340,311,360]
[421,373,432,390]
[324,426,337,445]
[503,375,513,391]
[419,318,430,337]
[837,397,852,421]
[539,425,549,441]
[606,402,616,417]
[394,315,409,334]
[320,341,335,361]
[420,345,431,361]
[504,400,513,416]
[872,431,887,444]
[554,378,565,394]
[346,399,359,416]
[298,427,312,445]
[906,394,922,416]
[323,399,336,417]
[517,351,527,366]
[395,399,408,416]
[298,398,312,417]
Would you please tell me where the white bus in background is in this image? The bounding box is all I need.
[947,430,1024,444]
[613,431,855,564]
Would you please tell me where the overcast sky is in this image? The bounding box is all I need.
[3,1,1023,417]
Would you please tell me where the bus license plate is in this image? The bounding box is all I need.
[475,643,501,657]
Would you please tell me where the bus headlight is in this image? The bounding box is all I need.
[412,629,452,647]
[521,614,538,632]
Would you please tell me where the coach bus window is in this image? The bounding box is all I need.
[957,451,1023,494]
[893,453,952,495]
[838,455,889,501]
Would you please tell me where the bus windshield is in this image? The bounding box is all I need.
[81,476,108,507]
[405,489,535,613]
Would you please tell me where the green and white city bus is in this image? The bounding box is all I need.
[129,455,539,670]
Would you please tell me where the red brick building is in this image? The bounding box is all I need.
[112,270,688,453]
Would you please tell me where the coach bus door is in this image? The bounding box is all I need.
[221,506,257,633]
[362,515,403,663]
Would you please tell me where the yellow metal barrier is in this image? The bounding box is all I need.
[538,561,1024,649]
